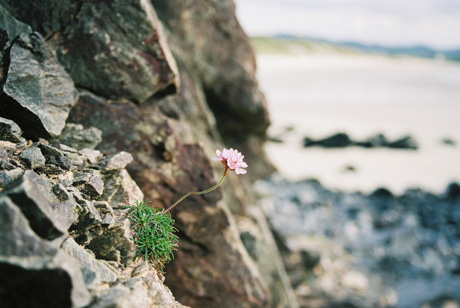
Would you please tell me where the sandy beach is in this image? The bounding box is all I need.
[257,52,460,194]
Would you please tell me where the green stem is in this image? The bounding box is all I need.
[163,168,228,214]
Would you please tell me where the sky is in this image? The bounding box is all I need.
[234,0,460,49]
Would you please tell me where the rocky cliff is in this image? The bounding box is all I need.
[0,1,296,307]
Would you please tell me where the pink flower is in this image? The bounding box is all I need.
[214,148,248,175]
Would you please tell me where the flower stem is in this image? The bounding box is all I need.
[163,168,228,214]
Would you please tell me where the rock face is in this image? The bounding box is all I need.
[0,1,296,308]
[152,0,275,180]
[0,118,185,306]
[0,0,179,103]
[67,94,280,307]
[0,12,78,138]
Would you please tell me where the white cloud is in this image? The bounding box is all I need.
[234,0,460,49]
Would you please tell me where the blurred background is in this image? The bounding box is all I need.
[234,0,460,307]
[235,0,460,194]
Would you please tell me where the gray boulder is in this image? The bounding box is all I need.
[37,142,72,171]
[0,4,32,61]
[0,252,91,308]
[0,117,26,144]
[95,151,133,171]
[19,145,46,169]
[4,170,78,239]
[73,170,104,197]
[0,148,10,169]
[0,196,57,258]
[7,0,180,103]
[1,32,77,138]
[0,167,23,188]
[61,237,117,290]
[0,197,90,307]
[99,169,143,208]
[58,124,102,150]
[87,218,137,266]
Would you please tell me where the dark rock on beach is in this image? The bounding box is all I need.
[303,132,419,150]
[388,135,418,150]
[256,176,460,308]
[304,132,352,148]
[441,137,457,147]
[356,133,389,148]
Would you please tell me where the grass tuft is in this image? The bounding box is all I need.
[125,200,179,272]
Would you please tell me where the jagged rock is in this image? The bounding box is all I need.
[0,140,16,152]
[59,143,78,153]
[95,151,133,171]
[67,91,146,155]
[59,123,102,150]
[73,170,104,197]
[68,87,277,307]
[0,4,32,53]
[0,196,58,258]
[92,279,153,308]
[87,218,136,266]
[100,169,143,208]
[0,167,23,188]
[37,142,72,171]
[3,170,66,240]
[68,187,103,232]
[35,163,67,176]
[80,148,102,164]
[0,0,78,35]
[0,148,9,168]
[4,170,78,239]
[238,209,300,308]
[0,117,26,144]
[10,0,180,103]
[126,275,188,308]
[0,32,77,138]
[0,252,91,308]
[93,201,115,227]
[19,145,46,169]
[0,197,90,307]
[60,147,87,171]
[88,285,141,308]
[86,174,104,197]
[61,237,117,290]
[153,0,274,179]
[89,274,188,308]
[93,201,114,216]
[132,262,149,277]
[0,2,288,308]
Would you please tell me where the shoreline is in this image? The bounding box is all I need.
[257,52,460,195]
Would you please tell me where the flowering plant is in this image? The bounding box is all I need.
[127,148,247,270]
[163,148,247,214]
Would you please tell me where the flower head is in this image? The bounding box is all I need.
[214,148,248,175]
